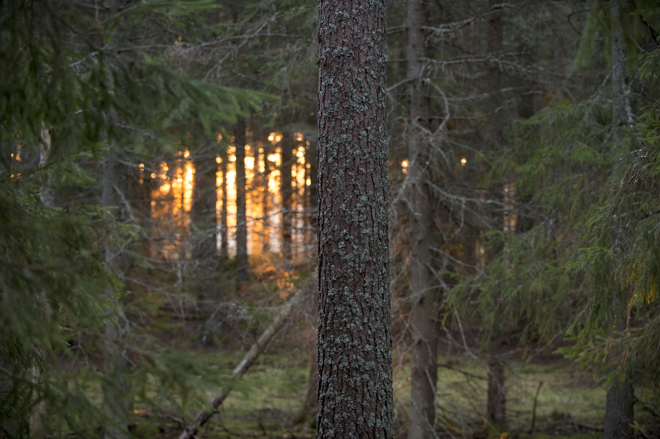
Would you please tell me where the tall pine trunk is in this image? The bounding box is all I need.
[101,149,131,439]
[280,128,293,261]
[604,2,634,438]
[235,117,249,288]
[220,146,229,261]
[316,1,393,437]
[262,140,271,252]
[406,0,438,438]
[485,0,507,427]
[191,147,218,263]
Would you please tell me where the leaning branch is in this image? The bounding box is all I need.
[178,281,313,439]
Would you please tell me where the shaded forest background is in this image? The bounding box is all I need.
[1,0,660,438]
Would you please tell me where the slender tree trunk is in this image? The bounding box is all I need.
[485,0,507,427]
[304,138,318,254]
[604,2,634,438]
[280,128,293,261]
[220,146,229,261]
[296,291,319,426]
[235,117,249,287]
[308,139,318,234]
[101,149,131,439]
[486,336,506,427]
[191,147,218,262]
[262,141,271,252]
[316,1,393,438]
[39,122,54,207]
[406,1,438,438]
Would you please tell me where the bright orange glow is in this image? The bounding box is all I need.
[461,157,467,166]
[150,138,314,261]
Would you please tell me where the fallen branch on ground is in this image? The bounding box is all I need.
[178,279,313,439]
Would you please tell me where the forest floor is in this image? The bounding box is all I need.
[126,346,614,439]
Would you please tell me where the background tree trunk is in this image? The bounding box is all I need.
[235,117,249,288]
[101,149,131,439]
[485,0,507,427]
[406,0,438,438]
[604,2,634,438]
[220,146,229,262]
[316,1,393,438]
[280,127,293,261]
[262,140,271,252]
[191,146,218,263]
[305,137,318,253]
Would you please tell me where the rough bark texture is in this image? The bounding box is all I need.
[316,1,393,438]
[485,0,506,427]
[101,150,131,439]
[235,117,249,287]
[406,0,438,438]
[281,128,293,261]
[178,283,310,439]
[191,148,218,262]
[604,3,634,438]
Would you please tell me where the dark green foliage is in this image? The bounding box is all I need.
[0,0,266,436]
[559,48,660,385]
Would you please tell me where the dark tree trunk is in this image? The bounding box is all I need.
[220,146,229,261]
[486,336,506,427]
[235,117,249,287]
[406,1,438,438]
[262,141,272,252]
[280,128,293,261]
[191,147,218,262]
[316,1,393,438]
[101,149,131,439]
[304,138,318,253]
[604,2,634,438]
[308,138,318,233]
[485,0,507,427]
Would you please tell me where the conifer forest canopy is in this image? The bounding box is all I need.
[1,0,660,438]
